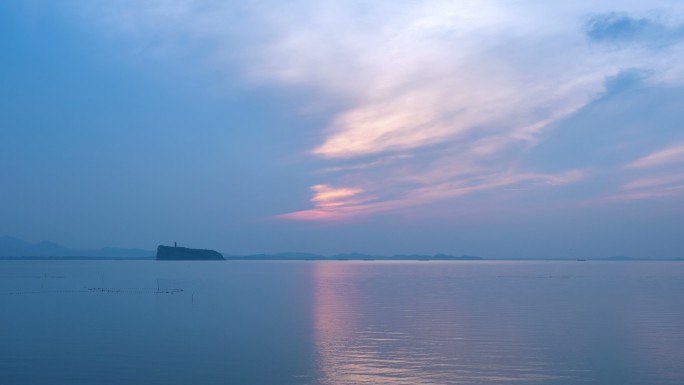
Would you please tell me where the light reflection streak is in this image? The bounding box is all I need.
[310,262,568,385]
[312,262,444,385]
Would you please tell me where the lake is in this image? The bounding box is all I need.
[1,260,683,384]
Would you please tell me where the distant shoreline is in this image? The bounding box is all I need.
[1,256,682,261]
[0,256,153,260]
[3,236,681,262]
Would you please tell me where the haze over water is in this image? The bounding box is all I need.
[2,260,683,385]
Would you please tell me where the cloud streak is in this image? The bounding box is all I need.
[279,170,587,221]
[627,143,684,169]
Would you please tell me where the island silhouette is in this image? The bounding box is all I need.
[156,244,225,261]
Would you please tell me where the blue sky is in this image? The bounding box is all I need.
[2,1,684,258]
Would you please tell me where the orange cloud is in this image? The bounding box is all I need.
[310,185,363,205]
[276,185,370,221]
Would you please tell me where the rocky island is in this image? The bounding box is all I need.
[156,244,224,261]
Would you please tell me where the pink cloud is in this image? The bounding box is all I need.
[620,173,684,191]
[278,170,587,221]
[602,185,684,202]
[276,184,373,221]
[626,143,684,169]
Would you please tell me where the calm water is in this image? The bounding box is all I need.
[1,261,683,385]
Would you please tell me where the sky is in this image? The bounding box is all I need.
[2,0,684,258]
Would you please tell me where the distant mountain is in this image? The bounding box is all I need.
[333,253,482,261]
[0,236,153,259]
[223,252,322,260]
[223,252,483,261]
[0,237,480,260]
[591,256,634,261]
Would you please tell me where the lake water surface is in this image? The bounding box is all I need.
[1,261,683,384]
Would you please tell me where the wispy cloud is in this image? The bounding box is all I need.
[279,170,587,221]
[310,185,364,207]
[81,0,684,219]
[626,143,684,169]
[603,184,684,202]
[621,172,684,190]
[601,170,684,203]
[277,184,370,220]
